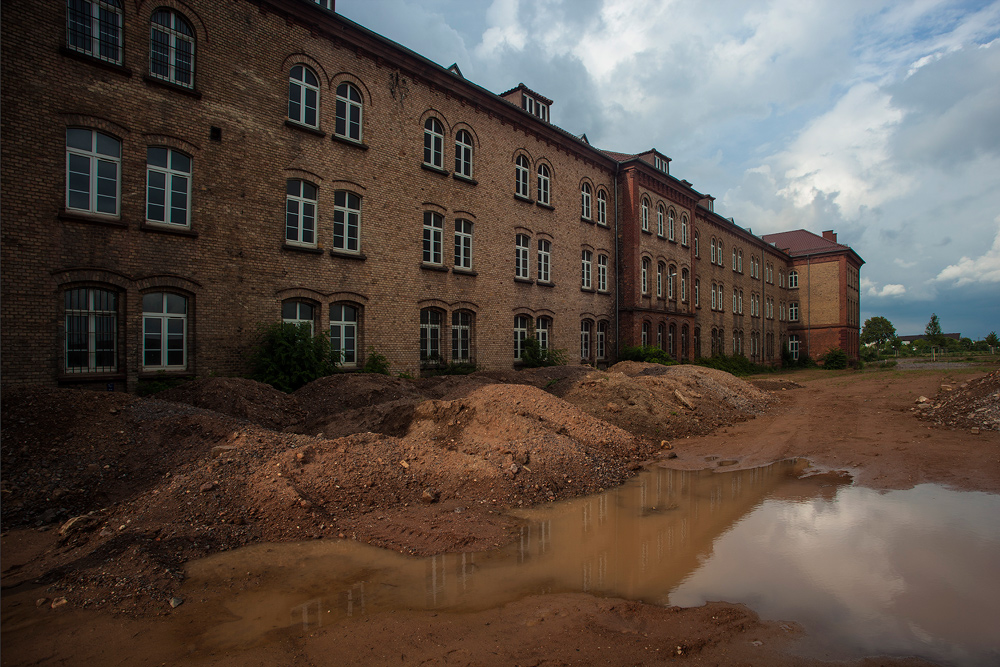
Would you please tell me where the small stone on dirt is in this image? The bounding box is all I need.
[199,481,216,492]
[50,597,68,609]
[170,597,184,608]
[421,488,440,504]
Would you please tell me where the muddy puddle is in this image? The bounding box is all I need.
[177,459,1000,665]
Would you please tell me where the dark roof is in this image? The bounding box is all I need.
[761,229,864,265]
[599,149,637,161]
[499,83,553,105]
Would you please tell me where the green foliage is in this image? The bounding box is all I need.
[860,316,896,347]
[396,371,414,379]
[959,337,973,350]
[519,337,567,368]
[362,347,391,375]
[924,313,946,348]
[875,359,897,370]
[820,347,848,369]
[860,346,881,362]
[619,345,678,366]
[985,331,999,347]
[248,322,337,393]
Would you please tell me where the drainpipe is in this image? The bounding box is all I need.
[614,161,621,362]
[806,254,811,359]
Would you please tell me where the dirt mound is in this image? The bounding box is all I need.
[916,369,1000,431]
[561,364,774,441]
[157,377,304,430]
[750,378,804,391]
[291,374,425,437]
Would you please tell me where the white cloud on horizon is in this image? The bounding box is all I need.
[934,219,1000,286]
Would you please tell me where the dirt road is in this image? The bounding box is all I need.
[2,364,997,666]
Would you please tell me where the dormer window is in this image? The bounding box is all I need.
[522,94,548,122]
[654,155,668,174]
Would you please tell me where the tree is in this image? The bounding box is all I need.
[924,314,946,348]
[860,316,896,348]
[986,331,999,347]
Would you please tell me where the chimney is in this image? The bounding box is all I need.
[822,230,837,243]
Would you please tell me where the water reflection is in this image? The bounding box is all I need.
[183,460,1000,666]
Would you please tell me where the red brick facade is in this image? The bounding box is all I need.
[0,0,862,389]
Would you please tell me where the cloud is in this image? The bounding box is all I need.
[934,219,1000,286]
[862,277,905,298]
[893,258,916,269]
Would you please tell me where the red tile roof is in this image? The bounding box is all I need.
[761,229,847,256]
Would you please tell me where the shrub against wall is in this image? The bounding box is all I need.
[248,322,337,392]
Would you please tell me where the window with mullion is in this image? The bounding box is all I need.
[282,301,315,335]
[142,292,187,370]
[596,321,607,359]
[66,128,120,215]
[285,180,317,246]
[333,191,360,252]
[537,239,551,282]
[150,9,195,88]
[422,212,443,264]
[420,309,442,363]
[515,156,530,197]
[452,311,472,362]
[335,83,363,140]
[581,320,592,359]
[536,165,550,205]
[515,234,530,279]
[581,184,592,219]
[455,130,473,178]
[67,0,123,64]
[514,315,530,359]
[597,190,607,224]
[536,317,550,352]
[597,254,608,292]
[454,219,473,269]
[668,209,675,240]
[146,147,191,226]
[330,304,358,366]
[65,287,118,373]
[424,119,444,168]
[657,206,664,236]
[289,66,320,128]
[581,250,593,289]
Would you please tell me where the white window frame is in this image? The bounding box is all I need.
[66,128,120,216]
[64,287,117,373]
[289,65,320,129]
[142,292,187,370]
[285,179,317,247]
[597,254,608,292]
[424,118,444,169]
[333,190,361,253]
[656,262,662,298]
[641,258,649,295]
[330,303,358,366]
[514,315,530,359]
[451,310,473,363]
[657,205,664,237]
[641,199,649,231]
[454,219,473,269]
[668,209,675,241]
[581,320,592,360]
[597,190,607,225]
[67,0,123,64]
[668,266,676,299]
[146,147,192,227]
[282,300,315,335]
[150,8,195,88]
[423,211,443,265]
[681,269,688,302]
[455,130,473,178]
[681,216,689,246]
[582,250,593,289]
[536,165,550,205]
[516,156,530,198]
[789,270,799,288]
[537,239,551,283]
[336,82,363,141]
[536,317,550,352]
[789,301,799,321]
[694,279,700,307]
[515,234,530,279]
[641,322,649,347]
[581,183,592,219]
[596,321,607,360]
[420,308,443,364]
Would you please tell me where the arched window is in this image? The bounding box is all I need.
[681,325,689,359]
[422,211,443,265]
[641,258,650,294]
[656,323,664,350]
[142,292,187,370]
[641,198,649,231]
[146,147,191,227]
[711,282,717,310]
[150,8,195,88]
[537,239,551,283]
[65,286,118,373]
[515,234,530,279]
[789,270,799,288]
[581,320,593,359]
[420,308,443,365]
[656,261,663,297]
[289,65,320,128]
[333,191,361,253]
[710,238,716,264]
[657,205,665,236]
[641,321,650,347]
[738,250,743,273]
[282,300,316,335]
[536,164,550,205]
[694,327,701,358]
[66,128,120,216]
[455,130,473,179]
[667,208,675,241]
[596,190,607,225]
[681,268,688,302]
[669,324,677,357]
[668,265,676,299]
[581,183,592,219]
[454,219,473,269]
[285,179,317,247]
[536,316,551,352]
[597,254,608,292]
[330,304,359,366]
[582,250,593,289]
[694,233,700,257]
[717,240,723,266]
[694,278,700,307]
[516,155,530,198]
[732,248,738,271]
[336,82,363,141]
[514,315,531,359]
[681,215,689,245]
[67,0,123,64]
[596,321,607,359]
[424,118,444,168]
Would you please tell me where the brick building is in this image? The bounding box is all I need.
[0,0,862,390]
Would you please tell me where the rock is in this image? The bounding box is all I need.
[508,463,519,475]
[211,445,236,458]
[971,427,980,435]
[916,396,929,403]
[674,390,695,410]
[421,488,440,504]
[399,460,410,469]
[35,598,49,607]
[660,440,672,450]
[59,514,99,536]
[666,452,678,459]
[170,597,184,608]
[199,481,216,492]
[50,597,68,609]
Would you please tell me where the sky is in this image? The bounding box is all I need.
[336,0,1000,339]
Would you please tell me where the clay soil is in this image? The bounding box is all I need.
[3,362,999,666]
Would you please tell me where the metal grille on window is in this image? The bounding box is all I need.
[65,287,117,373]
[150,9,194,88]
[67,0,123,64]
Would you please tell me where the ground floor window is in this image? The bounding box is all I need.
[142,292,187,370]
[330,303,358,366]
[65,287,117,373]
[420,308,443,364]
[282,300,315,335]
[788,335,800,361]
[596,321,607,360]
[581,320,592,360]
[536,316,550,352]
[514,315,530,360]
[452,310,473,363]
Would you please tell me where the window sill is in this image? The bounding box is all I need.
[580,287,595,293]
[453,173,477,185]
[282,243,323,254]
[142,74,202,99]
[330,249,366,260]
[597,222,611,229]
[141,221,198,237]
[422,163,449,176]
[514,277,534,285]
[58,371,126,384]
[332,134,368,150]
[641,229,653,235]
[421,263,449,272]
[138,370,194,380]
[452,267,477,277]
[668,238,678,244]
[285,119,326,137]
[597,289,610,295]
[59,209,127,227]
[536,202,554,211]
[514,194,534,204]
[580,216,594,224]
[537,280,555,288]
[59,47,132,76]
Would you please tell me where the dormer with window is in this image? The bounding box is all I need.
[500,84,553,124]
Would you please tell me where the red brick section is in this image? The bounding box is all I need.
[0,0,861,389]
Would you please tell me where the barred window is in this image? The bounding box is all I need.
[150,9,195,88]
[65,287,117,373]
[452,311,473,363]
[67,0,123,64]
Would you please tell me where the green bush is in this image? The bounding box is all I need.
[362,347,391,375]
[619,345,678,366]
[248,322,337,392]
[820,348,849,369]
[520,337,567,368]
